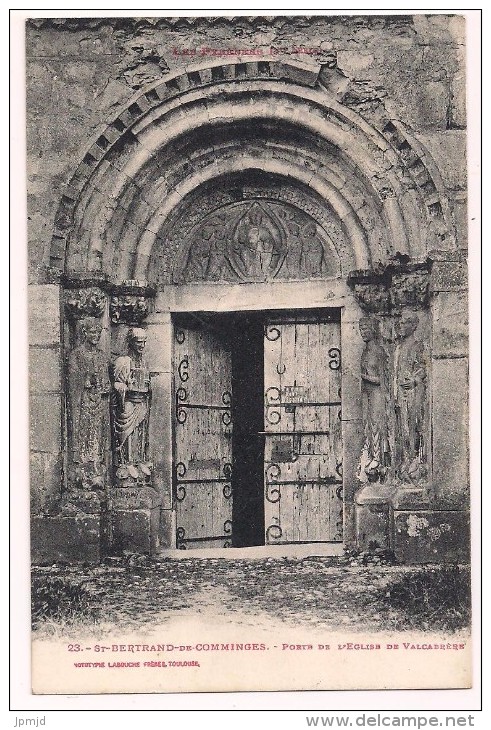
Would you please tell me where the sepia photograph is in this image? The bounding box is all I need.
[19,9,478,700]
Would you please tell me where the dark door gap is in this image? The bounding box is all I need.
[230,312,265,547]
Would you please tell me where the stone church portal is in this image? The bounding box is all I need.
[27,17,470,565]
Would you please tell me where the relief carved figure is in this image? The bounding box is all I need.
[110,327,151,469]
[357,317,390,483]
[393,311,428,483]
[177,200,333,283]
[67,316,110,489]
[228,203,286,280]
[110,294,149,325]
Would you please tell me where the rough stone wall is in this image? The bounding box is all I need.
[27,14,467,283]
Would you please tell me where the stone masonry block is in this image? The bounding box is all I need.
[450,71,466,129]
[29,285,61,346]
[355,501,391,551]
[31,515,101,564]
[30,394,62,452]
[342,419,364,504]
[111,507,160,555]
[159,508,175,549]
[145,314,172,372]
[431,261,468,291]
[337,51,375,75]
[277,60,320,87]
[29,346,62,394]
[30,451,62,512]
[148,373,173,509]
[340,319,364,420]
[412,14,465,46]
[432,358,469,507]
[392,509,470,564]
[343,502,356,549]
[432,291,468,358]
[452,198,469,250]
[416,131,467,190]
[390,80,450,131]
[111,487,161,510]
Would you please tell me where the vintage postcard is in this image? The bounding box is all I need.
[22,10,478,700]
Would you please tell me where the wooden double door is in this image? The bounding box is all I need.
[173,312,343,549]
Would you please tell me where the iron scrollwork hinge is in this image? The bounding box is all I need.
[328,347,341,370]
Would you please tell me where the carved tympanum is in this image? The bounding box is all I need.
[110,327,152,484]
[67,317,110,490]
[176,200,334,283]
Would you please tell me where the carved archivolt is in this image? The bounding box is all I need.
[48,60,454,284]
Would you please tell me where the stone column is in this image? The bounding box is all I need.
[108,280,162,555]
[29,282,63,516]
[347,273,395,551]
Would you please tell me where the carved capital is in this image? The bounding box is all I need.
[352,282,391,314]
[109,280,155,325]
[391,272,429,309]
[64,286,106,320]
[110,294,149,325]
[348,256,431,314]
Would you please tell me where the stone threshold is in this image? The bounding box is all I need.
[157,543,345,560]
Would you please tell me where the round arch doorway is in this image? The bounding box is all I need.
[171,306,343,551]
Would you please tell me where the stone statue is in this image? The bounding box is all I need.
[393,311,427,482]
[357,317,389,483]
[110,327,151,467]
[67,317,110,487]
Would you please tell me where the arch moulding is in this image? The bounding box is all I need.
[48,58,455,282]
